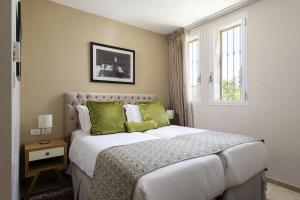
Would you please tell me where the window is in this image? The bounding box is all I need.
[187,34,201,102]
[209,13,247,104]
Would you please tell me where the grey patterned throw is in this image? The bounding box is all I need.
[89,131,255,200]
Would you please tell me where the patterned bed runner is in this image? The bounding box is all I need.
[89,131,255,200]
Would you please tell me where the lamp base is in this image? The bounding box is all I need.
[39,128,52,144]
[40,140,51,144]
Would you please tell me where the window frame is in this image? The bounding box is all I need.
[209,12,248,106]
[186,30,202,104]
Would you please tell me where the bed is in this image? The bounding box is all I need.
[64,92,268,200]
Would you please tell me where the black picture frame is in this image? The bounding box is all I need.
[90,42,135,84]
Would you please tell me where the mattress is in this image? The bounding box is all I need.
[69,126,268,193]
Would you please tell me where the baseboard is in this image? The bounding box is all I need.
[267,177,300,194]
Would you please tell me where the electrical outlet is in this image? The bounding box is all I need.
[30,129,40,136]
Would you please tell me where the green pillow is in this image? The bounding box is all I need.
[87,101,126,135]
[138,102,170,127]
[126,120,158,133]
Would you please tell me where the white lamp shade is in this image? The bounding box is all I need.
[38,115,53,128]
[166,110,174,120]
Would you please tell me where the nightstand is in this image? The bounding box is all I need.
[24,139,67,198]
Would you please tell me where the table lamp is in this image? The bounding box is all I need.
[166,110,174,120]
[38,114,52,144]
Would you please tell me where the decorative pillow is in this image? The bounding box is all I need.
[76,105,92,133]
[138,102,170,127]
[87,101,126,135]
[125,120,158,133]
[123,104,143,122]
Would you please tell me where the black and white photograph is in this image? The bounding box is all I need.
[90,42,135,84]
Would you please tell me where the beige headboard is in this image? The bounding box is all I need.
[64,92,156,139]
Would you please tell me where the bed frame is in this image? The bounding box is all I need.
[64,92,266,200]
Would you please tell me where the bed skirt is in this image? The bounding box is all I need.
[67,162,266,200]
[219,171,266,200]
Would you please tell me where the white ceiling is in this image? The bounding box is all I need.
[50,0,245,34]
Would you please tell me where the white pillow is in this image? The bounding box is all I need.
[123,104,143,122]
[76,105,92,133]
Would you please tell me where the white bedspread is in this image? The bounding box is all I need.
[222,141,268,188]
[145,126,269,189]
[132,155,224,200]
[69,126,207,178]
[69,131,160,178]
[69,125,268,199]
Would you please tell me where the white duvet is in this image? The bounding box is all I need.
[69,125,268,200]
[69,125,207,178]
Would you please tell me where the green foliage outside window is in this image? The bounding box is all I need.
[222,80,241,101]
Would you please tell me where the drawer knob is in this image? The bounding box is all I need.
[45,152,50,156]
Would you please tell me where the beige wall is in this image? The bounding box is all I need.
[191,0,300,187]
[21,0,169,143]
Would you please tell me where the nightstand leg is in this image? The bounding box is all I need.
[54,169,65,183]
[25,172,40,200]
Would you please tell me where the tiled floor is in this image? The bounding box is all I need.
[267,183,300,200]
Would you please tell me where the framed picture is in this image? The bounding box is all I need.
[90,42,135,84]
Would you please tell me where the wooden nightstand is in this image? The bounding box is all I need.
[24,139,67,198]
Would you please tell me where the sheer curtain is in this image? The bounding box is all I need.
[166,28,193,127]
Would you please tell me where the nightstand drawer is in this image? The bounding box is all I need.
[29,147,64,161]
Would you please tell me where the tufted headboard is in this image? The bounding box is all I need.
[64,92,156,140]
